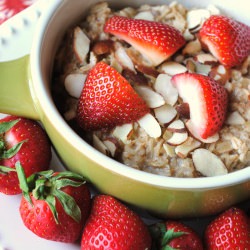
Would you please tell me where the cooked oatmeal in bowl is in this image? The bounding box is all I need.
[52,1,250,179]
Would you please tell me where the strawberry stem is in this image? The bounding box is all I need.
[16,163,87,224]
[149,222,186,250]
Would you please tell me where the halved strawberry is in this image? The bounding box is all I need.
[104,15,186,66]
[171,73,228,139]
[77,61,149,131]
[199,15,250,68]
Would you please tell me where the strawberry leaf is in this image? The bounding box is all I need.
[0,119,20,133]
[55,178,86,189]
[45,194,59,224]
[0,140,27,160]
[53,189,82,223]
[0,165,16,174]
[15,162,33,205]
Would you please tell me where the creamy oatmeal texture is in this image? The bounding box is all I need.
[52,2,250,178]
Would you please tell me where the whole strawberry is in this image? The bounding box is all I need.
[199,15,250,67]
[205,207,250,249]
[80,195,152,250]
[17,163,91,243]
[0,116,52,195]
[104,15,186,66]
[77,61,149,131]
[150,221,203,250]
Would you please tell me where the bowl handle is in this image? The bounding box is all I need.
[0,0,48,120]
[0,56,39,120]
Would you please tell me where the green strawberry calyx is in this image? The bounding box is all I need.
[0,119,27,174]
[150,222,187,250]
[16,162,87,224]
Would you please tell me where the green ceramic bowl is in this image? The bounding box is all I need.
[0,0,249,218]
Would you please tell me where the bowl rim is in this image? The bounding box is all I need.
[30,0,250,190]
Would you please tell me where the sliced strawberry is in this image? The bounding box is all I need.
[77,61,149,131]
[199,15,250,68]
[104,15,186,66]
[171,73,228,139]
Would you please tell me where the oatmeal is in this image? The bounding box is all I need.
[52,2,250,178]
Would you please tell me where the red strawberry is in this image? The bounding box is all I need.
[80,195,152,250]
[150,221,203,250]
[77,61,149,131]
[199,15,250,68]
[171,73,228,139]
[0,116,52,195]
[17,164,91,243]
[104,15,186,66]
[205,207,250,249]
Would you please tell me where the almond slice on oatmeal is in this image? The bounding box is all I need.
[186,120,219,143]
[134,11,154,21]
[115,46,136,72]
[194,53,218,65]
[64,74,86,98]
[225,111,245,125]
[137,113,162,138]
[167,119,186,133]
[154,74,179,106]
[103,138,119,157]
[93,134,109,156]
[154,104,177,125]
[166,120,188,146]
[175,137,201,158]
[182,39,202,56]
[167,131,188,146]
[73,26,90,63]
[187,9,211,33]
[192,148,228,176]
[159,61,187,76]
[112,123,133,144]
[134,85,165,108]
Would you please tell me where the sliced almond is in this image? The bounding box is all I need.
[103,138,119,157]
[225,111,245,125]
[73,26,90,63]
[112,123,133,144]
[64,74,86,98]
[134,11,154,21]
[154,104,177,125]
[175,137,201,158]
[167,119,186,133]
[159,62,187,76]
[194,53,218,65]
[93,134,109,156]
[137,113,162,138]
[186,120,219,143]
[134,85,165,108]
[163,143,176,157]
[182,39,202,56]
[187,9,211,33]
[115,46,135,72]
[167,131,188,146]
[192,148,228,176]
[154,74,178,106]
